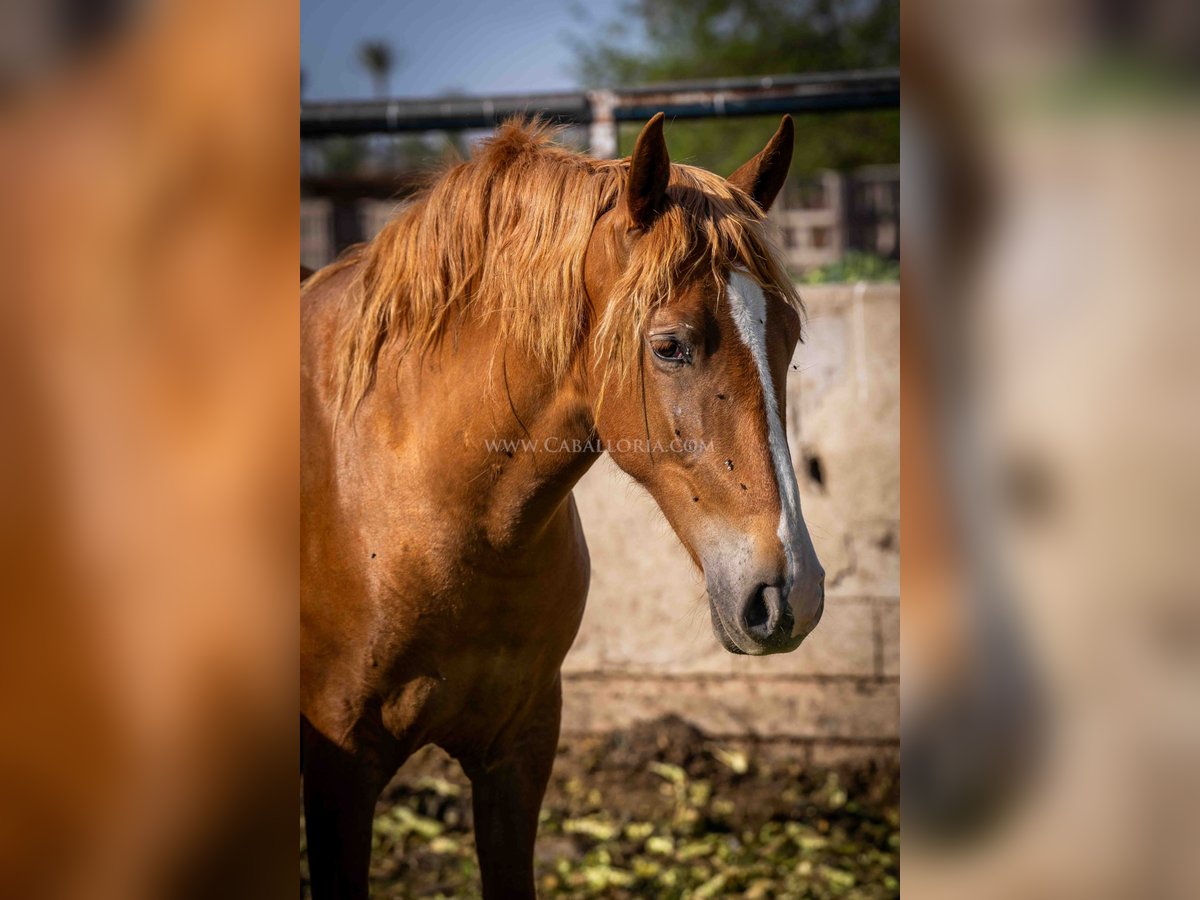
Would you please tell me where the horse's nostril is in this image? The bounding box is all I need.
[742,584,790,640]
[743,585,770,632]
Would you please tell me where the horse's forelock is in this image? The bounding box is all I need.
[328,118,800,418]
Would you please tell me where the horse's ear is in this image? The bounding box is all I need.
[624,112,670,230]
[728,115,794,213]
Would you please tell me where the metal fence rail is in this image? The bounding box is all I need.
[300,69,899,140]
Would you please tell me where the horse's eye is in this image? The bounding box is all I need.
[651,337,688,363]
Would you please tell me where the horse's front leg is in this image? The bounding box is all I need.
[302,719,397,900]
[465,679,562,900]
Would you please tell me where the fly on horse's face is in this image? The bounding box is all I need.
[584,115,824,655]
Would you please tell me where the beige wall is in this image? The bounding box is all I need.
[562,282,899,760]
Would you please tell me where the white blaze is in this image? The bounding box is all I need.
[725,271,805,604]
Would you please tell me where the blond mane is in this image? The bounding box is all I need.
[305,118,800,415]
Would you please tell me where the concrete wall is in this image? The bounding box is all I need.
[562,282,899,761]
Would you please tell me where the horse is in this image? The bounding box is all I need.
[300,112,825,898]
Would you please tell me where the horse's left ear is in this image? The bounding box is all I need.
[625,112,671,230]
[728,115,794,213]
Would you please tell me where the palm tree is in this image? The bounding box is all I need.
[357,40,397,98]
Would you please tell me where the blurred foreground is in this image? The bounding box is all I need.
[903,0,1200,896]
[0,1,297,896]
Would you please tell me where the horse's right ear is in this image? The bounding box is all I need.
[624,112,670,230]
[728,115,794,213]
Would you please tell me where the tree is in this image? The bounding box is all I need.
[358,40,398,98]
[568,0,899,176]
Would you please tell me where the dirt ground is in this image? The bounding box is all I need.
[300,716,899,899]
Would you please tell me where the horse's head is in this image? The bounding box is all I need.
[583,114,824,656]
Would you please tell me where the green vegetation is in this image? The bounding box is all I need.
[801,252,900,285]
[569,0,900,176]
[300,717,899,898]
[358,40,399,97]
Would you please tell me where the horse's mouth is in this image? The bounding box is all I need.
[708,602,748,655]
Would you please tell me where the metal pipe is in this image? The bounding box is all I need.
[300,70,898,138]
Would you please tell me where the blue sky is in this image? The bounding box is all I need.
[301,0,624,100]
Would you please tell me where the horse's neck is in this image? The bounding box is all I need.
[364,328,598,557]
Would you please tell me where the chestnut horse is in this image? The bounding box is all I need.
[301,114,824,898]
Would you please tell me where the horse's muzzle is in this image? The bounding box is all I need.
[709,576,824,655]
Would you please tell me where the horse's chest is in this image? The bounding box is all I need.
[373,540,587,738]
[377,590,582,758]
